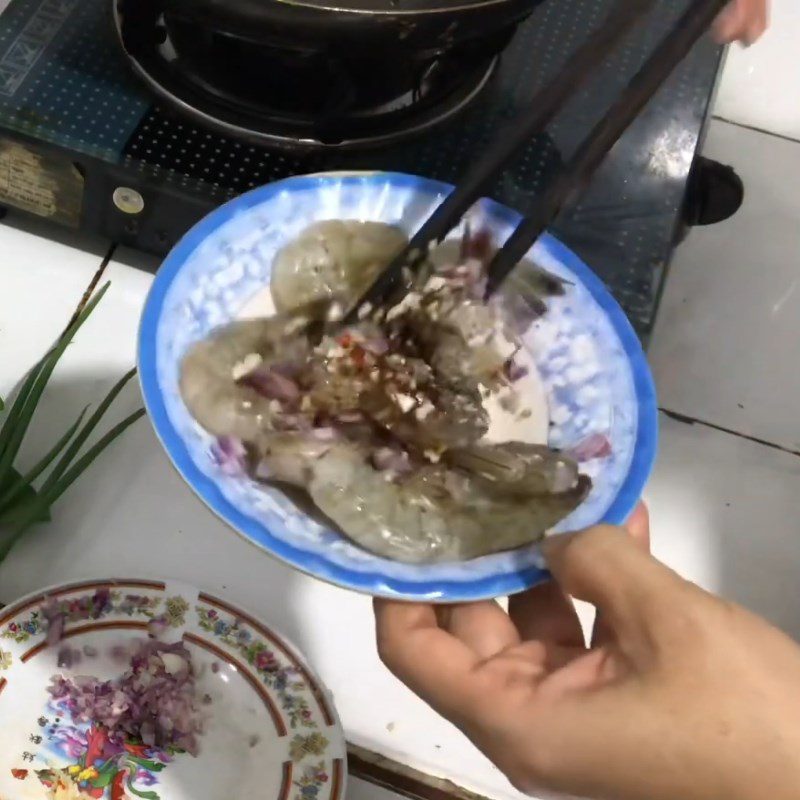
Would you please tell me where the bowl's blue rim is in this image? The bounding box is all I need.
[138,171,658,602]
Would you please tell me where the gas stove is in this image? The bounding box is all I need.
[0,0,722,339]
[114,0,510,150]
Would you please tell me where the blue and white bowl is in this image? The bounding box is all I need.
[138,172,657,602]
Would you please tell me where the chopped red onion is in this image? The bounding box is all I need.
[362,337,389,356]
[239,368,300,403]
[271,360,304,379]
[254,460,273,481]
[43,589,113,648]
[310,427,340,442]
[48,639,205,756]
[57,646,81,669]
[568,433,612,462]
[93,588,112,614]
[212,436,247,475]
[504,360,529,382]
[109,644,130,663]
[147,615,169,639]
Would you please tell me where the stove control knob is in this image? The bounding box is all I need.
[113,187,145,215]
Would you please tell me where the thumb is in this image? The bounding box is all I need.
[591,502,650,648]
[541,524,679,640]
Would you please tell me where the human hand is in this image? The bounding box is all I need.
[374,506,800,800]
[713,0,768,45]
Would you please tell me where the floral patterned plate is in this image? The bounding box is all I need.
[0,579,346,800]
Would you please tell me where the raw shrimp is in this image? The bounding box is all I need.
[182,316,489,454]
[258,434,589,563]
[381,245,528,392]
[427,236,569,327]
[359,379,488,452]
[180,317,311,445]
[181,221,593,564]
[412,294,517,388]
[446,442,582,497]
[305,331,488,451]
[271,220,408,314]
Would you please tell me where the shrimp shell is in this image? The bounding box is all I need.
[180,317,311,445]
[271,220,408,313]
[257,434,589,563]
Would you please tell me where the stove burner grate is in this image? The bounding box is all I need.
[114,0,502,150]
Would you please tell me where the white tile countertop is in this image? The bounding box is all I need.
[1,117,800,799]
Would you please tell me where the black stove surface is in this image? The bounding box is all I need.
[0,0,723,339]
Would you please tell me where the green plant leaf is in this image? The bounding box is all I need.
[0,407,143,562]
[0,358,47,484]
[0,469,50,523]
[0,467,30,508]
[0,494,49,530]
[7,467,37,506]
[0,406,88,512]
[38,407,145,508]
[40,368,136,496]
[0,283,110,492]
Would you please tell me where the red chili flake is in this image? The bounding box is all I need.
[11,769,28,780]
[351,346,366,368]
[337,333,353,348]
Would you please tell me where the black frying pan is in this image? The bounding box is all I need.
[161,0,547,57]
[115,0,548,147]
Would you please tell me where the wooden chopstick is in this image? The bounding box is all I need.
[343,0,657,322]
[484,0,730,297]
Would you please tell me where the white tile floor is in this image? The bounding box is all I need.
[647,413,800,639]
[0,116,799,800]
[649,119,800,452]
[714,0,800,141]
[646,117,800,640]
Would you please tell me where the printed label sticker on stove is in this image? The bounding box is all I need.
[0,138,82,226]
